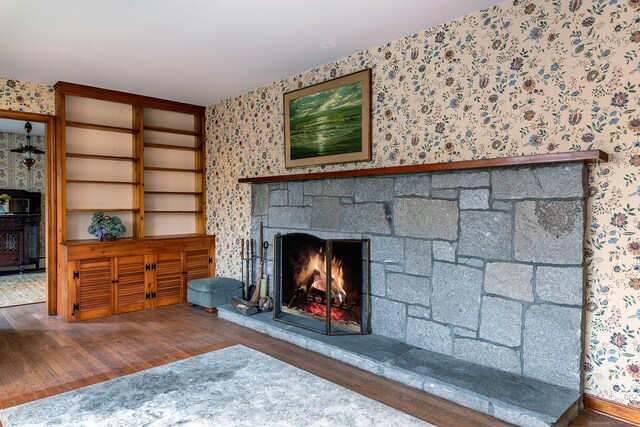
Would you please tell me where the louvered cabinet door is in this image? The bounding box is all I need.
[115,255,148,314]
[74,258,114,321]
[185,249,214,302]
[154,252,184,307]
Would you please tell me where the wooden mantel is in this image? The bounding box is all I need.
[238,150,608,184]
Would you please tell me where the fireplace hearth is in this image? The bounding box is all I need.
[274,233,370,335]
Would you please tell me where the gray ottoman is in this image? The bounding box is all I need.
[187,277,243,313]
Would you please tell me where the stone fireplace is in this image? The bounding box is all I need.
[251,162,587,393]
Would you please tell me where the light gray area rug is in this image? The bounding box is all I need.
[0,345,431,427]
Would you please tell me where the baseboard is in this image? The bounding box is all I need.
[584,394,640,424]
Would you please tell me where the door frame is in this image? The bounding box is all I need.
[0,109,57,315]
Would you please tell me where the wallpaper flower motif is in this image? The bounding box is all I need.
[206,0,640,406]
[0,78,54,115]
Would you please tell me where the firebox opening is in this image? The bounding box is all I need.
[275,233,370,335]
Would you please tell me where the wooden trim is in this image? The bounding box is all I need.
[54,81,205,115]
[143,143,197,152]
[143,125,201,136]
[145,210,203,213]
[65,120,134,134]
[61,234,215,260]
[144,166,203,173]
[584,394,640,424]
[66,179,138,185]
[238,150,608,184]
[66,208,140,212]
[0,109,58,315]
[66,152,138,162]
[144,191,201,195]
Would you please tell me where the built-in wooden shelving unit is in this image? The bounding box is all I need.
[238,150,608,184]
[55,82,207,241]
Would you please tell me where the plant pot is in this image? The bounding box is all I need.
[100,233,116,242]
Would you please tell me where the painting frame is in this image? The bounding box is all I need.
[283,69,372,169]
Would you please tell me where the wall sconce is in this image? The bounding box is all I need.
[10,121,44,170]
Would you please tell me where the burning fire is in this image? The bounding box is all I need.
[295,247,346,304]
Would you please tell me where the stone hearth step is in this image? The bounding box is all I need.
[218,305,581,427]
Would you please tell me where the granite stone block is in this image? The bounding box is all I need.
[432,262,482,330]
[485,262,534,302]
[268,206,311,229]
[394,198,458,240]
[432,171,490,188]
[386,273,431,306]
[340,203,392,234]
[405,239,432,276]
[369,235,404,264]
[304,180,323,196]
[288,182,304,206]
[406,318,453,355]
[536,266,584,305]
[459,189,490,210]
[454,339,521,374]
[311,197,340,230]
[408,305,431,319]
[514,200,584,264]
[371,297,407,340]
[395,175,430,197]
[453,327,476,338]
[370,262,386,297]
[431,189,458,199]
[269,189,288,206]
[459,211,512,260]
[480,297,523,347]
[492,200,513,211]
[433,241,456,262]
[492,164,585,200]
[458,257,484,268]
[523,305,582,390]
[355,178,394,202]
[323,178,354,197]
[251,184,269,215]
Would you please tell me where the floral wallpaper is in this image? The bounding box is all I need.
[0,77,55,115]
[206,0,640,407]
[0,132,46,257]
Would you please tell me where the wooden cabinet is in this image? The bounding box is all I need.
[59,235,215,322]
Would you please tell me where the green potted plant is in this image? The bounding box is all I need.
[87,212,126,241]
[0,194,10,214]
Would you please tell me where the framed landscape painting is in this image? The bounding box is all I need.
[284,69,371,168]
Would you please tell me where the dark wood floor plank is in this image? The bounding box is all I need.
[0,303,634,427]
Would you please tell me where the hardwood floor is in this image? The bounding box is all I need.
[0,303,635,427]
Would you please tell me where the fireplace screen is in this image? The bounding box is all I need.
[274,233,370,335]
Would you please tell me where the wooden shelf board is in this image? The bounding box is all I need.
[144,143,197,152]
[144,191,202,195]
[66,180,138,185]
[144,125,201,136]
[66,120,135,134]
[144,167,202,173]
[66,208,140,212]
[145,210,202,213]
[66,152,139,162]
[238,150,608,184]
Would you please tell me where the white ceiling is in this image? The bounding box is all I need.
[0,0,502,106]
[0,118,45,135]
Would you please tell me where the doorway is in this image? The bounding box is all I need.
[0,109,56,314]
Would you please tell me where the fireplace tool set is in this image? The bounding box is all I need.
[231,221,272,315]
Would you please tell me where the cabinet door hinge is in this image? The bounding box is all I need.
[145,263,151,271]
[73,303,79,312]
[145,293,150,300]
[152,263,156,270]
[151,291,157,299]
[208,257,213,264]
[73,271,80,279]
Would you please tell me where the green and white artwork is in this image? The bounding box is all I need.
[284,69,371,168]
[289,82,362,160]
